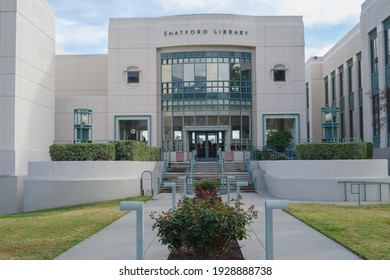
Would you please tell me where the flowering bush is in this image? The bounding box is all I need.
[151,195,258,260]
[194,179,220,202]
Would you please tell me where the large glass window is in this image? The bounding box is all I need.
[331,72,336,105]
[339,66,345,138]
[161,51,252,152]
[161,51,252,101]
[347,59,353,94]
[386,28,390,65]
[370,30,378,74]
[324,77,329,106]
[263,115,299,146]
[357,52,364,140]
[115,116,150,144]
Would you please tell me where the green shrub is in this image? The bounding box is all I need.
[194,179,220,202]
[151,196,258,260]
[112,140,161,161]
[266,130,293,150]
[49,143,115,161]
[296,142,374,160]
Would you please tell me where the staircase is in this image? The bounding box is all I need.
[159,161,254,193]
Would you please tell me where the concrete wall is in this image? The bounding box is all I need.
[1,0,55,176]
[0,176,23,214]
[107,14,306,148]
[258,160,390,201]
[23,161,157,212]
[0,0,55,214]
[55,55,108,142]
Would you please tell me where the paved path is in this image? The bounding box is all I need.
[56,193,360,260]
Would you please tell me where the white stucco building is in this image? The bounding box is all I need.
[2,0,390,214]
[55,14,307,161]
[1,0,307,214]
[0,0,55,213]
[306,0,390,158]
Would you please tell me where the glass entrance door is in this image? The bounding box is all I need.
[190,131,224,161]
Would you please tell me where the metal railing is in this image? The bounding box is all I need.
[300,138,363,143]
[244,153,257,193]
[338,180,390,205]
[217,150,224,176]
[190,150,197,175]
[157,151,170,194]
[250,147,295,161]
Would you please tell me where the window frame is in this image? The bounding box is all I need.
[127,70,140,84]
[262,114,300,146]
[115,115,151,145]
[273,69,286,82]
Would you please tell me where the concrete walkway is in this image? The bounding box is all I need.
[56,193,360,260]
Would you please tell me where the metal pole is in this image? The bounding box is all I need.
[178,176,187,196]
[164,182,176,209]
[265,205,274,260]
[265,200,289,260]
[236,181,248,201]
[120,201,145,260]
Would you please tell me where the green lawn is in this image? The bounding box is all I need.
[0,196,150,260]
[286,203,390,260]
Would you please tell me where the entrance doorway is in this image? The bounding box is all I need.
[190,131,225,161]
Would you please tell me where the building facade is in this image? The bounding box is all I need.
[306,0,390,158]
[55,14,307,161]
[4,0,390,214]
[0,0,55,213]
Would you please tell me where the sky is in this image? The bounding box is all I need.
[47,0,365,61]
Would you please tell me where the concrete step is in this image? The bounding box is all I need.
[159,161,254,194]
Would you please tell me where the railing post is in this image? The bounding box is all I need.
[220,177,227,194]
[226,176,235,202]
[236,181,248,201]
[265,200,289,260]
[164,182,177,209]
[120,201,145,260]
[187,176,194,195]
[140,170,153,197]
[178,176,187,196]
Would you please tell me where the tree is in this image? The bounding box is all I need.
[367,86,390,131]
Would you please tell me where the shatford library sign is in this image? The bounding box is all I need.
[163,29,249,36]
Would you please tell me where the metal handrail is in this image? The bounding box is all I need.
[244,153,258,193]
[250,146,295,160]
[338,180,390,205]
[140,170,153,197]
[217,150,224,176]
[157,151,170,194]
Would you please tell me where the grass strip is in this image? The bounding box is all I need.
[286,203,390,260]
[0,196,150,260]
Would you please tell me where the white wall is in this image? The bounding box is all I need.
[55,55,108,142]
[258,160,390,201]
[0,0,55,176]
[24,161,157,212]
[108,15,306,148]
[0,0,55,214]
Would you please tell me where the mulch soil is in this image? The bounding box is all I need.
[167,240,244,260]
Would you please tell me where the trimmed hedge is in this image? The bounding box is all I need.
[112,140,161,161]
[296,142,374,160]
[49,143,115,161]
[49,141,161,161]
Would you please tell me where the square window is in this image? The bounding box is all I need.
[273,70,286,82]
[127,71,140,83]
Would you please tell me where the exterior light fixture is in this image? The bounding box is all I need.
[325,113,332,122]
